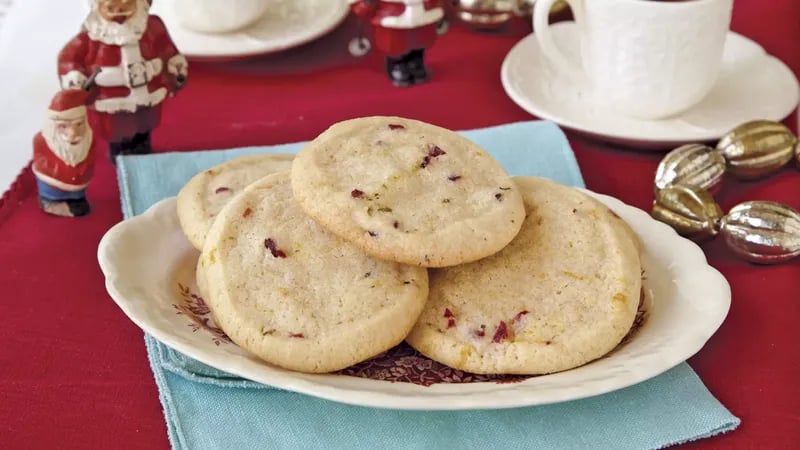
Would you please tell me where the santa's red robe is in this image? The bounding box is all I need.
[57,15,185,142]
[32,133,95,190]
[351,0,444,56]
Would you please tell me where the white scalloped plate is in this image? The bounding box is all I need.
[150,0,349,60]
[98,191,730,410]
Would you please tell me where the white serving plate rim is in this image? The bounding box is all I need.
[98,190,731,410]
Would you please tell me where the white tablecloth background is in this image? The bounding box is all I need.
[0,0,87,192]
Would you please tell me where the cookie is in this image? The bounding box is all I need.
[195,257,209,300]
[199,171,429,373]
[405,177,642,375]
[290,116,525,267]
[177,154,294,250]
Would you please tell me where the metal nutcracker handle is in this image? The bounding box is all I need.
[175,74,187,89]
[347,0,373,57]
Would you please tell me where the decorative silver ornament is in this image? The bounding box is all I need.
[716,120,796,179]
[720,201,800,264]
[655,144,726,193]
[450,0,566,29]
[651,184,723,242]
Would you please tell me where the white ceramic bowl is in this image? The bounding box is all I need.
[173,0,271,34]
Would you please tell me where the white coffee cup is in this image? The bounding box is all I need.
[532,0,734,119]
[174,0,271,34]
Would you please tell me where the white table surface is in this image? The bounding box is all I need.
[0,0,88,193]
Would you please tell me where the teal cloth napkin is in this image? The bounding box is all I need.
[117,121,739,450]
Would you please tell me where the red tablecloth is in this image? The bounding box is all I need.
[1,2,799,448]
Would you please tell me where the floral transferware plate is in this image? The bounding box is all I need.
[98,192,731,410]
[150,0,349,60]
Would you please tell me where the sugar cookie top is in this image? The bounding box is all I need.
[200,171,429,373]
[177,154,294,250]
[290,117,525,267]
[406,177,642,375]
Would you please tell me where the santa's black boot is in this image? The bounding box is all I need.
[386,56,412,88]
[109,142,121,163]
[407,49,429,83]
[132,132,153,155]
[66,198,91,217]
[109,138,136,165]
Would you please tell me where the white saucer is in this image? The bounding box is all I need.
[501,23,800,149]
[151,0,349,61]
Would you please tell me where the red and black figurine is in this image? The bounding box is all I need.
[57,0,188,161]
[32,89,97,218]
[349,0,447,87]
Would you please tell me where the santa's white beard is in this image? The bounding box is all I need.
[83,1,150,45]
[45,129,93,167]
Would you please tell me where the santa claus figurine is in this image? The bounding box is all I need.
[57,0,187,161]
[350,0,445,87]
[33,90,96,218]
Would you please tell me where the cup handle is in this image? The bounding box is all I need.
[532,0,586,83]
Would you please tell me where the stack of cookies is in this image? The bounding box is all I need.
[177,117,642,375]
